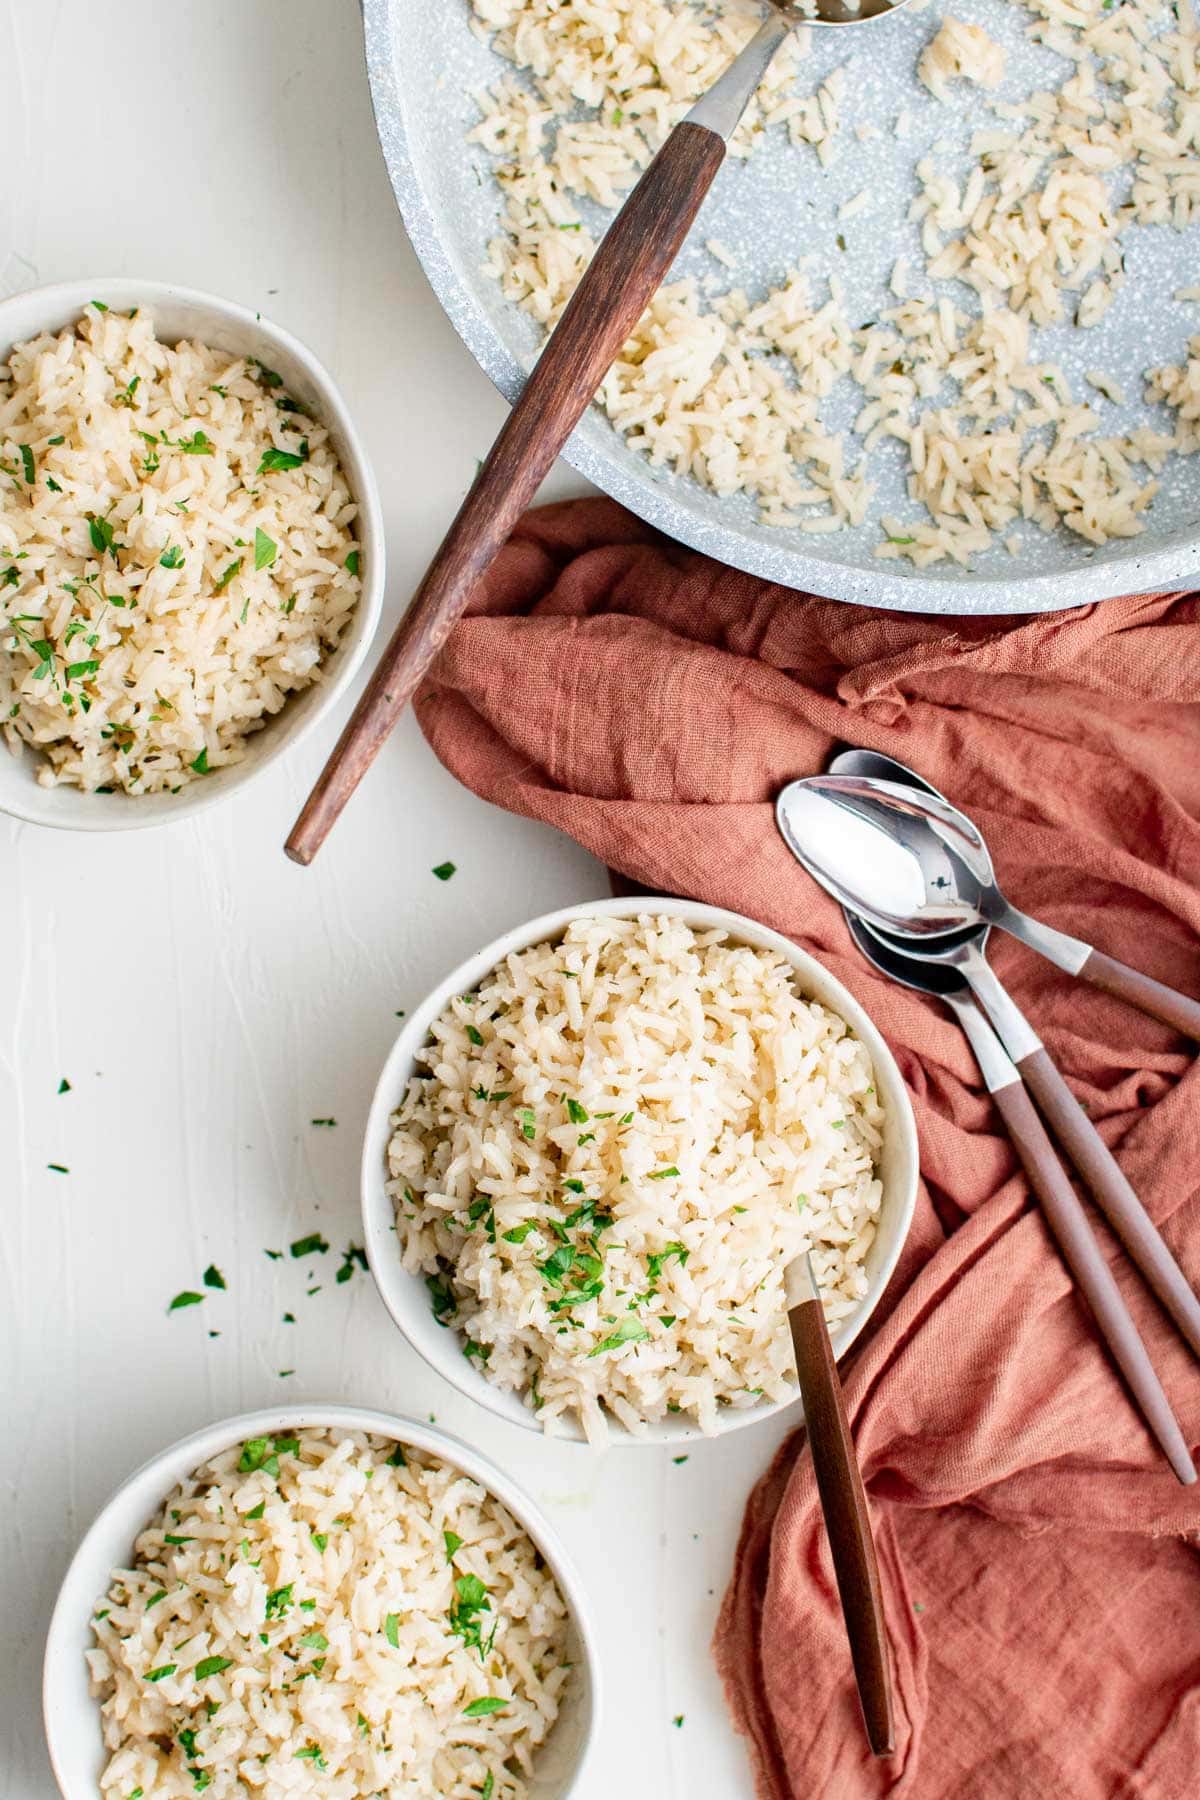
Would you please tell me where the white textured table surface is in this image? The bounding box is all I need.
[1,2,797,1794]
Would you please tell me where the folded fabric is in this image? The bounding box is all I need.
[415,497,1200,1799]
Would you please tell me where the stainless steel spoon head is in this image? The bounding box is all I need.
[776,773,1000,938]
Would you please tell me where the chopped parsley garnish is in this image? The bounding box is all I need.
[465,1025,484,1046]
[431,860,456,881]
[264,1248,282,1259]
[345,549,360,577]
[479,1774,495,1800]
[87,513,115,557]
[646,1243,688,1283]
[448,1574,491,1652]
[565,1097,589,1123]
[294,1747,326,1769]
[145,1590,167,1608]
[336,1243,368,1284]
[311,1116,336,1127]
[519,1109,536,1141]
[673,1454,689,1465]
[462,1697,507,1718]
[539,1244,577,1286]
[245,1500,266,1520]
[159,544,185,569]
[290,1233,329,1258]
[214,558,241,593]
[168,1291,203,1311]
[190,747,209,775]
[444,1529,463,1560]
[648,1165,680,1180]
[502,1222,534,1244]
[311,1529,328,1551]
[299,1630,328,1650]
[257,441,309,474]
[174,430,213,456]
[463,1339,491,1363]
[383,1612,400,1648]
[589,1317,650,1357]
[427,1273,457,1323]
[18,444,34,484]
[164,1533,194,1545]
[251,358,284,388]
[203,1264,225,1290]
[387,1443,406,1466]
[673,1713,685,1727]
[265,1583,294,1619]
[253,527,277,571]
[144,1664,176,1682]
[194,1655,233,1679]
[47,1162,69,1174]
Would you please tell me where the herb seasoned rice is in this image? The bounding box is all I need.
[387,914,885,1443]
[0,305,361,793]
[87,1428,570,1799]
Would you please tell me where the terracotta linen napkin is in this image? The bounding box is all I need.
[414,497,1200,1799]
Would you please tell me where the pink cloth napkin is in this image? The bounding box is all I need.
[415,497,1200,1798]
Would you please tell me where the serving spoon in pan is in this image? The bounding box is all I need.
[286,0,913,864]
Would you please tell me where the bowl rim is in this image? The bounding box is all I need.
[0,276,385,833]
[41,1401,601,1800]
[361,894,919,1446]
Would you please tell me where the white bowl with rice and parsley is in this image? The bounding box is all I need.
[43,1405,598,1800]
[0,280,383,831]
[362,897,919,1448]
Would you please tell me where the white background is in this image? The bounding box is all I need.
[1,2,797,1793]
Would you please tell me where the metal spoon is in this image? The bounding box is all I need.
[780,772,1200,1039]
[778,768,1200,1365]
[842,908,1195,1483]
[285,0,914,864]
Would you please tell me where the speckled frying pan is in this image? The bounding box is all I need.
[362,0,1200,615]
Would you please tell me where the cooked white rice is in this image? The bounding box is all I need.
[0,306,361,793]
[387,914,885,1445]
[467,0,1200,563]
[87,1428,570,1800]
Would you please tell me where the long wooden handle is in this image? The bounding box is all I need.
[285,122,727,865]
[1016,1045,1200,1364]
[1081,948,1200,1041]
[992,1078,1195,1485]
[789,1297,895,1757]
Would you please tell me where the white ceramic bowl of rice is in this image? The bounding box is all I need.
[0,279,384,831]
[362,897,918,1447]
[42,1405,599,1800]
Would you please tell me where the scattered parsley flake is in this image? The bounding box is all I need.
[253,527,277,571]
[345,549,360,576]
[648,1166,680,1180]
[432,861,456,881]
[290,1233,329,1258]
[310,1117,336,1128]
[444,1529,463,1560]
[18,444,35,484]
[203,1264,226,1290]
[190,747,210,775]
[159,544,185,569]
[384,1613,400,1648]
[47,1162,69,1174]
[194,1656,233,1679]
[144,1664,176,1683]
[462,1697,507,1718]
[168,1291,203,1312]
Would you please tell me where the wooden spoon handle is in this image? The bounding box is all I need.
[992,1077,1195,1485]
[789,1296,895,1756]
[285,121,727,865]
[1080,948,1200,1041]
[1016,1045,1200,1364]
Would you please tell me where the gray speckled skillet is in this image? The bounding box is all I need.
[362,0,1200,613]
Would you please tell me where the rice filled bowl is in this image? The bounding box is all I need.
[362,898,918,1445]
[0,279,383,831]
[43,1407,598,1800]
